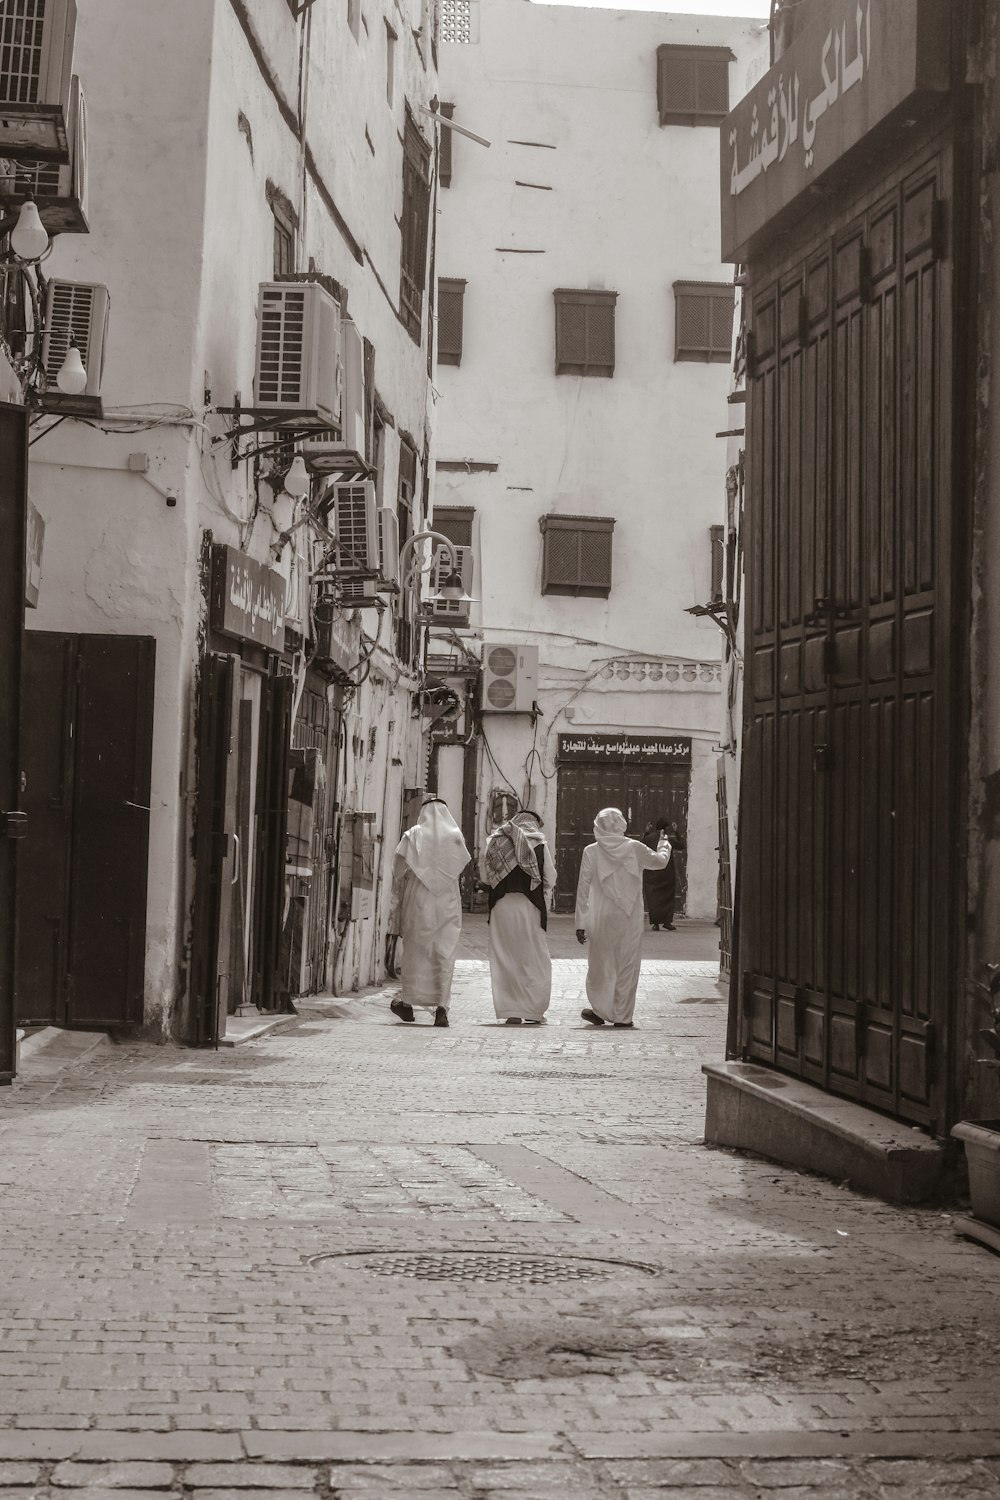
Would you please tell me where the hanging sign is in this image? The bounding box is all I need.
[721,0,950,263]
[558,733,691,764]
[211,544,286,650]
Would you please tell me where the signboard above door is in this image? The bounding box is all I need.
[211,544,286,651]
[557,733,691,764]
[720,0,950,263]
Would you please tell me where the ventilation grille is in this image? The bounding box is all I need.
[258,286,307,407]
[44,277,91,374]
[333,481,377,573]
[0,0,47,103]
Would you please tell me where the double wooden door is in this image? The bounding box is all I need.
[553,761,689,913]
[739,144,957,1128]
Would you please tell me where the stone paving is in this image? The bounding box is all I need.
[1,939,999,1497]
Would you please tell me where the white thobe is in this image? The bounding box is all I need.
[391,854,462,1011]
[574,840,667,1024]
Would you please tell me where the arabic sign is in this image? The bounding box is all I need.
[721,0,950,263]
[24,498,44,609]
[211,544,286,650]
[558,733,691,764]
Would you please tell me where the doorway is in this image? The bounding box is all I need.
[18,632,155,1029]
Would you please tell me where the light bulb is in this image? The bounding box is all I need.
[283,453,310,499]
[56,339,88,395]
[10,198,48,260]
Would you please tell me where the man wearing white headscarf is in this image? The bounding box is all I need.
[388,797,471,1026]
[480,810,557,1024]
[574,807,670,1028]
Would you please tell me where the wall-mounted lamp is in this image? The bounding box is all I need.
[55,336,87,395]
[282,451,310,500]
[4,196,49,262]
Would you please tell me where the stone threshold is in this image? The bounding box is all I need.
[702,1060,946,1204]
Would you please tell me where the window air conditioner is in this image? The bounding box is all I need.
[429,545,472,620]
[339,576,378,608]
[15,73,87,230]
[377,506,400,590]
[303,317,365,469]
[0,0,77,109]
[481,643,538,713]
[254,280,341,425]
[331,480,378,574]
[41,277,109,397]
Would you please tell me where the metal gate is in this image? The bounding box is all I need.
[739,143,956,1128]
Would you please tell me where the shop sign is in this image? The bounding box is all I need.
[211,544,285,650]
[558,733,691,764]
[24,498,44,608]
[721,0,950,263]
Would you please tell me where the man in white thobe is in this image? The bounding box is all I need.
[388,798,471,1027]
[574,807,670,1028]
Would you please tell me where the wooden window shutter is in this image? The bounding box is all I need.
[674,281,735,363]
[432,506,474,548]
[553,289,617,377]
[400,113,432,344]
[439,103,455,187]
[437,278,466,365]
[656,44,732,127]
[539,514,615,597]
[710,524,725,602]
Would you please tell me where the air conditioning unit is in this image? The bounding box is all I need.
[377,506,400,590]
[429,544,472,620]
[254,280,341,425]
[15,72,87,230]
[41,277,109,397]
[0,0,77,110]
[303,317,364,470]
[339,576,378,608]
[331,480,378,574]
[481,643,538,713]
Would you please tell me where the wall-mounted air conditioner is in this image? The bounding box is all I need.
[377,506,400,590]
[481,643,538,713]
[15,73,87,231]
[429,545,472,620]
[339,576,378,608]
[42,277,109,397]
[331,480,378,574]
[303,317,364,469]
[254,280,340,425]
[0,0,77,110]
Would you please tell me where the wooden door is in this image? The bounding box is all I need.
[739,147,954,1127]
[190,653,241,1046]
[19,632,154,1029]
[0,403,27,1081]
[553,762,690,913]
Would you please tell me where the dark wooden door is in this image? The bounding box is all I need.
[0,402,27,1082]
[253,670,292,1012]
[19,632,154,1028]
[190,653,241,1046]
[740,147,954,1127]
[554,762,690,913]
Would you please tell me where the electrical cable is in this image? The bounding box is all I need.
[479,720,519,798]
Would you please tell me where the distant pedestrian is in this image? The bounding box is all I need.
[388,797,470,1027]
[480,809,556,1025]
[643,816,675,931]
[575,807,670,1028]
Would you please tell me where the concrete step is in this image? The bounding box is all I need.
[16,1026,112,1078]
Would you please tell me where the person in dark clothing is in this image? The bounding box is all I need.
[480,810,556,1023]
[643,816,676,931]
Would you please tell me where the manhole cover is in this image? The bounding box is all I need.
[498,1071,611,1081]
[309,1250,658,1284]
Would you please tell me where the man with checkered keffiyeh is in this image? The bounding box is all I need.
[479,811,557,1025]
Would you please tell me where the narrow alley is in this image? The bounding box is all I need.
[1,932,998,1498]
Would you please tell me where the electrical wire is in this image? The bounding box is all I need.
[479,720,519,798]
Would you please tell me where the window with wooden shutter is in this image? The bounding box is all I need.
[554,289,617,377]
[439,103,455,187]
[673,280,735,363]
[710,524,725,603]
[656,44,732,126]
[437,278,466,365]
[539,514,615,598]
[400,113,432,344]
[432,506,474,549]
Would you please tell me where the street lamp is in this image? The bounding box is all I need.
[398,528,476,609]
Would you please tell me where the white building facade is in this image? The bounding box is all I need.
[13,0,441,1045]
[433,0,765,918]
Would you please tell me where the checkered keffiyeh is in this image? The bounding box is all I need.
[483,815,545,890]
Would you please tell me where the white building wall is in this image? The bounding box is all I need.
[25,0,438,1031]
[436,1,765,920]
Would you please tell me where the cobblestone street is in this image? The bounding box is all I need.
[2,944,1000,1498]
